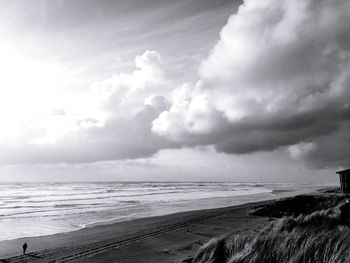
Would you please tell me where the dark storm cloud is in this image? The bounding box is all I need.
[2,0,350,169]
[289,123,350,169]
[153,0,350,168]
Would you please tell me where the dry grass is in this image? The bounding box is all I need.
[192,195,350,263]
[252,193,348,218]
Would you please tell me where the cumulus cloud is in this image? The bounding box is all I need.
[2,0,350,169]
[88,50,169,118]
[0,50,175,164]
[152,0,350,168]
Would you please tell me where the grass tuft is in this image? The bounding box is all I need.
[192,195,350,263]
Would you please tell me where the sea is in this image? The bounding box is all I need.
[0,182,325,241]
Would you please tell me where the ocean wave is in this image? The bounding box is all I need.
[0,182,316,241]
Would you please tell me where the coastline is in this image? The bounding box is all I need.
[0,182,318,242]
[0,200,274,261]
[0,187,322,262]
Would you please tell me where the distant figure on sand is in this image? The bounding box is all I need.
[22,242,27,255]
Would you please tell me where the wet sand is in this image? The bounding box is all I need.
[0,200,274,263]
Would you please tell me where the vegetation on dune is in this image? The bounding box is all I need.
[192,193,350,263]
[252,193,349,218]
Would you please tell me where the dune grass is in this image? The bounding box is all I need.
[192,194,350,263]
[252,193,348,218]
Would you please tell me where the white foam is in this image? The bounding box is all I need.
[0,182,320,241]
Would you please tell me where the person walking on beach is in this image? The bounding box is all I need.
[22,242,27,255]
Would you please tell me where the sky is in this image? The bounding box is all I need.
[0,0,349,183]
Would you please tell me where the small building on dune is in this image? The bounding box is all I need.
[336,169,350,193]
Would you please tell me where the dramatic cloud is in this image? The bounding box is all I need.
[289,124,350,169]
[152,0,350,168]
[0,51,175,164]
[1,0,350,170]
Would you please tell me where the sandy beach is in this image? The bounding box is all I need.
[0,0,348,261]
[0,199,273,263]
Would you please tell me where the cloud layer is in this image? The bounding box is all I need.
[2,0,350,169]
[153,0,350,168]
[0,51,175,164]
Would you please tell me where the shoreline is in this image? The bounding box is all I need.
[0,199,273,261]
[0,187,323,262]
[0,191,275,243]
[1,184,319,243]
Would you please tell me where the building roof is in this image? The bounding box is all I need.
[336,168,350,175]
